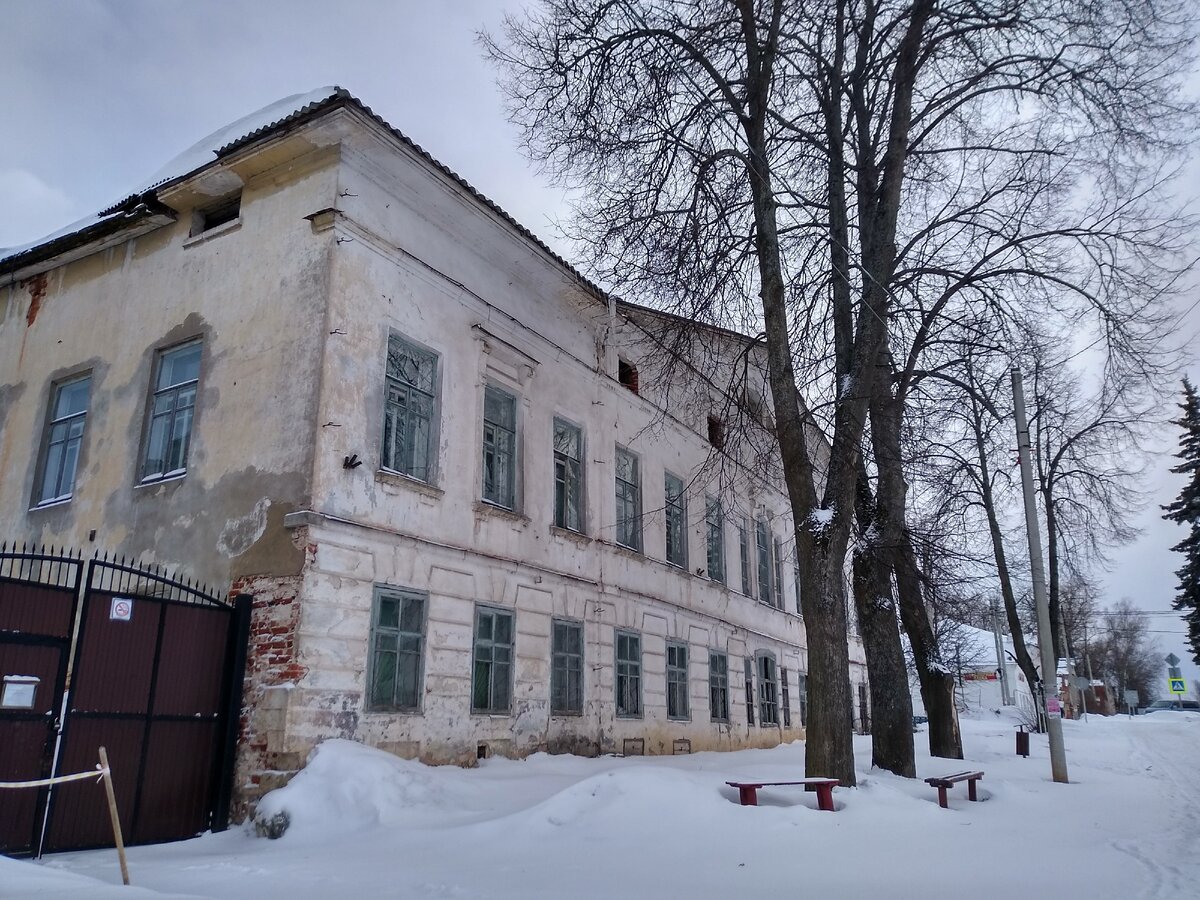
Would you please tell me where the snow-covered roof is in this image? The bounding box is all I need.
[0,87,608,309]
[0,87,343,268]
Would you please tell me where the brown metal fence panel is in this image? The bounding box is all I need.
[2,550,248,857]
[0,548,82,857]
[43,558,244,853]
[43,718,143,851]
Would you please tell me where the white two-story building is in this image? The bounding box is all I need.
[0,88,867,810]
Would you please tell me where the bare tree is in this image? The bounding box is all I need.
[1084,600,1162,705]
[484,0,1195,777]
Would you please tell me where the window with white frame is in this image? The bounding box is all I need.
[705,497,725,584]
[664,472,687,567]
[482,385,517,509]
[367,587,425,711]
[615,447,642,551]
[757,652,779,725]
[35,375,91,505]
[382,334,437,481]
[666,641,689,719]
[472,606,514,713]
[709,651,729,722]
[755,518,773,606]
[553,418,583,532]
[141,341,201,482]
[615,630,642,717]
[551,618,584,715]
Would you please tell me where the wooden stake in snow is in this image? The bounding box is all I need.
[98,746,130,886]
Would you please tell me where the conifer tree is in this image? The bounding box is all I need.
[1162,378,1200,666]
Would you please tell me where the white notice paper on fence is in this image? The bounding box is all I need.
[110,597,133,621]
[2,675,38,709]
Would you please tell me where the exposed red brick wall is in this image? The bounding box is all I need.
[228,572,306,818]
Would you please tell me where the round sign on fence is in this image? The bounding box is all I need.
[109,597,133,622]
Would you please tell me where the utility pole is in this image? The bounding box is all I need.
[991,597,1013,706]
[1012,368,1069,784]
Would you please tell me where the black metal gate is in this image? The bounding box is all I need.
[0,545,251,857]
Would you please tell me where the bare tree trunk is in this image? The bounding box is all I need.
[969,395,1041,692]
[853,478,916,777]
[871,362,963,759]
[1044,493,1065,663]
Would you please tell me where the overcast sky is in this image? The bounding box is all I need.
[3,0,1197,689]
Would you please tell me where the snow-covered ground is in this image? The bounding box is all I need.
[4,711,1197,899]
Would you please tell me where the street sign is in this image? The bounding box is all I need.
[1168,677,1187,695]
[1071,676,1090,691]
[1123,690,1140,708]
[1165,652,1181,667]
[109,596,133,622]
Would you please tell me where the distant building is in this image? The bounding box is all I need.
[0,88,867,811]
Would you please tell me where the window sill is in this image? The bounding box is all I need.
[550,710,584,718]
[363,707,423,717]
[183,217,242,248]
[376,469,443,499]
[549,525,591,545]
[28,497,72,512]
[135,472,187,491]
[470,710,513,718]
[473,501,529,526]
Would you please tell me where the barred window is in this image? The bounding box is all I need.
[472,607,513,714]
[615,630,642,717]
[666,641,689,719]
[705,497,725,584]
[664,472,687,567]
[709,651,729,723]
[482,385,517,509]
[35,375,91,505]
[368,587,425,711]
[141,341,201,482]
[553,418,583,531]
[615,447,642,551]
[382,334,437,481]
[757,652,779,726]
[551,619,584,715]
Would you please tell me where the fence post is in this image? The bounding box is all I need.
[212,592,253,830]
[97,746,130,886]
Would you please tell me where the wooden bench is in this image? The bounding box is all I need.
[925,771,984,808]
[725,778,839,811]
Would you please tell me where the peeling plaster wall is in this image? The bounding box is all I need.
[232,120,867,805]
[0,153,338,586]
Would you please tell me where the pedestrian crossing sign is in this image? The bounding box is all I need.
[1168,677,1186,695]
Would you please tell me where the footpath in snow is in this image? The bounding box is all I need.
[3,711,1197,899]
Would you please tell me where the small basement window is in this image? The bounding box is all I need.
[191,193,241,236]
[618,358,639,395]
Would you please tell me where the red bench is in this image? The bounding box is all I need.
[725,778,840,811]
[925,770,984,808]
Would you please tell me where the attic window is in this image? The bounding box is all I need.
[618,358,639,395]
[192,194,241,235]
[707,415,726,449]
